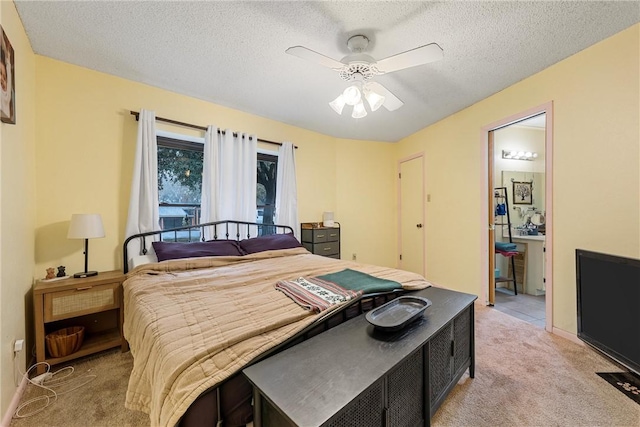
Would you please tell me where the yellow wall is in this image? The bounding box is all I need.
[397,24,640,334]
[34,56,399,276]
[0,0,36,416]
[335,138,397,267]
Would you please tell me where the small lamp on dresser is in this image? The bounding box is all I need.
[67,213,105,278]
[322,211,334,227]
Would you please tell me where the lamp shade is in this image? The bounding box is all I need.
[365,89,385,111]
[329,94,346,115]
[67,214,105,239]
[342,85,361,106]
[351,100,367,119]
[323,211,334,227]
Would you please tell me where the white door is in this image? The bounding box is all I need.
[399,156,424,276]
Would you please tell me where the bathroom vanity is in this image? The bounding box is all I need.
[511,235,545,295]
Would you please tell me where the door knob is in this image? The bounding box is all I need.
[416,224,423,228]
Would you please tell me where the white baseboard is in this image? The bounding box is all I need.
[1,371,28,427]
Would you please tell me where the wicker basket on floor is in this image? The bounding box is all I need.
[45,326,84,358]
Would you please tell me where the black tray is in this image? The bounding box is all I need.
[365,296,432,332]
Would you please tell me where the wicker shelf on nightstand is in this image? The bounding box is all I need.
[33,270,127,374]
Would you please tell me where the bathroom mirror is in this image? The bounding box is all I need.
[502,171,545,229]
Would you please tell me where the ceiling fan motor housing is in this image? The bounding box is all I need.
[338,63,379,82]
[339,35,381,82]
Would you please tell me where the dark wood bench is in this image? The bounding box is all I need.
[244,286,477,427]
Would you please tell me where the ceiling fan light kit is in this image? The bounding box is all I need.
[329,95,346,115]
[286,34,443,119]
[364,87,385,112]
[342,85,362,106]
[352,100,368,119]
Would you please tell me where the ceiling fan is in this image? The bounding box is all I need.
[286,35,443,117]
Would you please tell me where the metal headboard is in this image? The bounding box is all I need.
[123,220,294,273]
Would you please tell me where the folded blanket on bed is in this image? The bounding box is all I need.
[275,277,362,313]
[317,268,402,294]
[495,242,517,252]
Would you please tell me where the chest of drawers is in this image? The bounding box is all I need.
[301,224,341,258]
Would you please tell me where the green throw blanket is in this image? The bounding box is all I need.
[317,269,401,294]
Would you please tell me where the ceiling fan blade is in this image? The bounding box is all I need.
[285,46,344,70]
[376,43,443,74]
[367,82,404,111]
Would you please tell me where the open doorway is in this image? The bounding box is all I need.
[482,102,553,332]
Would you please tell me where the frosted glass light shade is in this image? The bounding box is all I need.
[352,100,367,118]
[365,89,385,111]
[329,95,346,114]
[67,214,105,239]
[342,85,361,106]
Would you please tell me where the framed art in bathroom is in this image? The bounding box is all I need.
[0,25,15,125]
[512,181,532,205]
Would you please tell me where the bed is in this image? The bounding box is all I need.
[122,220,432,427]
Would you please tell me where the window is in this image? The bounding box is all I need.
[156,133,279,239]
[157,135,203,241]
[257,152,278,226]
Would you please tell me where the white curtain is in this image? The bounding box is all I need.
[125,109,160,256]
[201,128,257,240]
[275,142,299,239]
[200,125,219,239]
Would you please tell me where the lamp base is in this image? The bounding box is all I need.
[73,271,98,279]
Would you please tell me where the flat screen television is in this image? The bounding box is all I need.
[576,249,640,375]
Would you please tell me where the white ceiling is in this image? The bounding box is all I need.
[15,1,639,142]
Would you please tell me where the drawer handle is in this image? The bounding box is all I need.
[323,247,331,251]
[329,233,337,237]
[76,286,93,291]
[317,234,325,238]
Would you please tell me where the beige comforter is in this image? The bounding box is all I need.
[123,247,431,426]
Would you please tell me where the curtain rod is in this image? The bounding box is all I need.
[129,111,296,149]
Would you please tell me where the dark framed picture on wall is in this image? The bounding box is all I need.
[512,181,532,205]
[1,25,15,125]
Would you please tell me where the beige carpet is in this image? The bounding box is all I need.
[10,302,639,427]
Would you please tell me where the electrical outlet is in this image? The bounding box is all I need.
[352,253,357,261]
[13,339,24,354]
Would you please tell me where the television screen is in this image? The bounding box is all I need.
[576,249,640,375]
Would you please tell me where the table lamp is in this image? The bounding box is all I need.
[67,213,105,278]
[323,211,334,227]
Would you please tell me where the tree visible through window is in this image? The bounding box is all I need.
[156,135,279,237]
[257,153,277,226]
[157,136,203,234]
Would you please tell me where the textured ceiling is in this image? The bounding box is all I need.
[15,1,640,142]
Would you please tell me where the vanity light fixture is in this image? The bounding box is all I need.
[502,150,538,161]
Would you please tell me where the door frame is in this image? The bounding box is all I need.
[480,101,554,332]
[397,153,425,276]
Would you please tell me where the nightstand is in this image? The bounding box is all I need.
[33,270,126,374]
